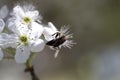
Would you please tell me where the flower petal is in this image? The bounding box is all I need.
[0,33,12,48]
[7,18,28,35]
[0,19,5,33]
[0,48,3,60]
[8,34,18,48]
[0,5,9,19]
[15,45,30,63]
[30,39,45,52]
[30,22,44,39]
[13,5,25,18]
[48,22,57,32]
[26,10,39,20]
[8,19,29,36]
[7,18,16,32]
[43,27,56,41]
[43,22,58,41]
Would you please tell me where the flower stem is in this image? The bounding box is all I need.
[25,53,40,80]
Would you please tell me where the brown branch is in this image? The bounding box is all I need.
[25,66,40,80]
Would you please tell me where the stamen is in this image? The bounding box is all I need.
[19,35,28,45]
[23,17,30,23]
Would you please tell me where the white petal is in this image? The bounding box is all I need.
[7,18,15,32]
[48,22,57,32]
[0,19,5,33]
[0,33,12,48]
[15,45,30,63]
[8,34,18,48]
[0,33,10,40]
[14,20,29,35]
[43,22,58,41]
[7,18,27,35]
[30,22,44,39]
[13,5,25,18]
[0,48,3,60]
[43,27,56,41]
[30,39,45,52]
[9,42,18,48]
[0,5,9,19]
[26,10,39,20]
[43,27,55,35]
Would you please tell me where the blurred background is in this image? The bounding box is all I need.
[0,0,120,80]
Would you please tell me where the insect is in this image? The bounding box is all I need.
[46,32,67,48]
[45,26,75,58]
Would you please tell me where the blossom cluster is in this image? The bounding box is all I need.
[0,3,75,63]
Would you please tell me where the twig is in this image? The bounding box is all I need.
[25,66,39,80]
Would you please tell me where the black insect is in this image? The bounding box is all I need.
[46,32,66,48]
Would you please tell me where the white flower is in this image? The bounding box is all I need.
[4,26,45,63]
[0,5,9,33]
[8,4,42,33]
[0,22,6,60]
[0,5,9,60]
[0,33,10,60]
[5,4,45,63]
[0,33,17,60]
[43,22,75,58]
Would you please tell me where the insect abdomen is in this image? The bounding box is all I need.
[46,36,66,47]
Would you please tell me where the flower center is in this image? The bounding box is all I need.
[23,17,30,23]
[19,35,28,45]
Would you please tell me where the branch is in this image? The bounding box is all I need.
[25,66,40,80]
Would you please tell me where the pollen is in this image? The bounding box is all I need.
[23,17,30,23]
[19,35,28,45]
